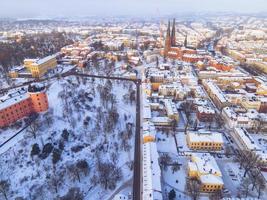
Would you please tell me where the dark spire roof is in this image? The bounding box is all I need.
[166,20,171,38]
[171,18,176,46]
[184,35,187,48]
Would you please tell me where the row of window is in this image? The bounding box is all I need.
[1,101,47,121]
[203,184,222,189]
[189,142,222,146]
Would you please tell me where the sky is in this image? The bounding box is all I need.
[0,0,267,18]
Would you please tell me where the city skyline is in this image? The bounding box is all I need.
[1,0,267,18]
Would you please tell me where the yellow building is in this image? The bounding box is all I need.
[186,131,223,151]
[143,121,156,144]
[24,55,57,78]
[9,71,19,78]
[241,98,261,111]
[143,83,152,97]
[257,84,267,96]
[143,135,155,143]
[188,153,224,192]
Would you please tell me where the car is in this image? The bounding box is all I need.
[217,154,222,158]
[229,173,235,177]
[223,189,230,193]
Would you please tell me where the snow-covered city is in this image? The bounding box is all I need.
[0,1,267,200]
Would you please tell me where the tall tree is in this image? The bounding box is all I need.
[0,180,10,200]
[168,189,176,200]
[186,178,201,200]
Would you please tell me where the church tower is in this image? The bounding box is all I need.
[171,18,176,46]
[164,20,171,57]
[184,35,188,48]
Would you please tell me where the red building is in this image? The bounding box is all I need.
[196,106,215,122]
[209,60,233,71]
[0,84,49,128]
[162,19,204,63]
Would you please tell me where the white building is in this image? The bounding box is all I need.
[222,107,260,129]
[232,128,267,163]
[142,136,162,200]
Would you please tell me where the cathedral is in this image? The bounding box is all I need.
[163,19,204,63]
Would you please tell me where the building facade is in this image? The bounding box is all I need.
[186,131,223,151]
[0,84,49,128]
[188,153,224,192]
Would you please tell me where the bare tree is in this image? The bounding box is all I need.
[111,152,118,165]
[235,150,261,178]
[96,161,122,190]
[210,189,223,200]
[250,167,263,191]
[43,108,54,127]
[0,180,10,200]
[67,163,81,182]
[240,177,251,198]
[27,117,40,139]
[159,154,172,171]
[76,160,89,176]
[181,101,192,133]
[60,187,84,200]
[171,162,180,174]
[30,183,46,200]
[224,145,232,157]
[256,174,266,199]
[186,178,201,200]
[255,118,264,134]
[48,173,62,194]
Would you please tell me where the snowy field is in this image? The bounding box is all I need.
[0,75,136,200]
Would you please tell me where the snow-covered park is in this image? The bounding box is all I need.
[0,75,136,200]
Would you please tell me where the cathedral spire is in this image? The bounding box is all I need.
[164,20,171,56]
[184,35,187,48]
[171,18,176,46]
[166,20,171,40]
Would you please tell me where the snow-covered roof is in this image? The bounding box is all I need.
[199,174,224,185]
[197,105,215,114]
[151,117,172,124]
[32,55,57,66]
[233,128,262,153]
[187,131,223,144]
[143,141,162,200]
[189,153,222,177]
[203,80,228,103]
[143,121,156,138]
[163,99,178,116]
[143,94,152,120]
[0,88,29,110]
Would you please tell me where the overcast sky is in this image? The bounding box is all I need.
[0,0,266,18]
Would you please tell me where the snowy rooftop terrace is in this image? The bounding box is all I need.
[0,88,29,110]
[233,128,267,162]
[204,80,228,103]
[33,55,57,65]
[187,131,223,144]
[197,105,215,114]
[189,153,222,178]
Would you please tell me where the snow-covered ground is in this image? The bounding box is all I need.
[0,75,136,199]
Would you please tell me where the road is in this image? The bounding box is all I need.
[0,68,136,94]
[132,79,141,200]
[132,65,144,200]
